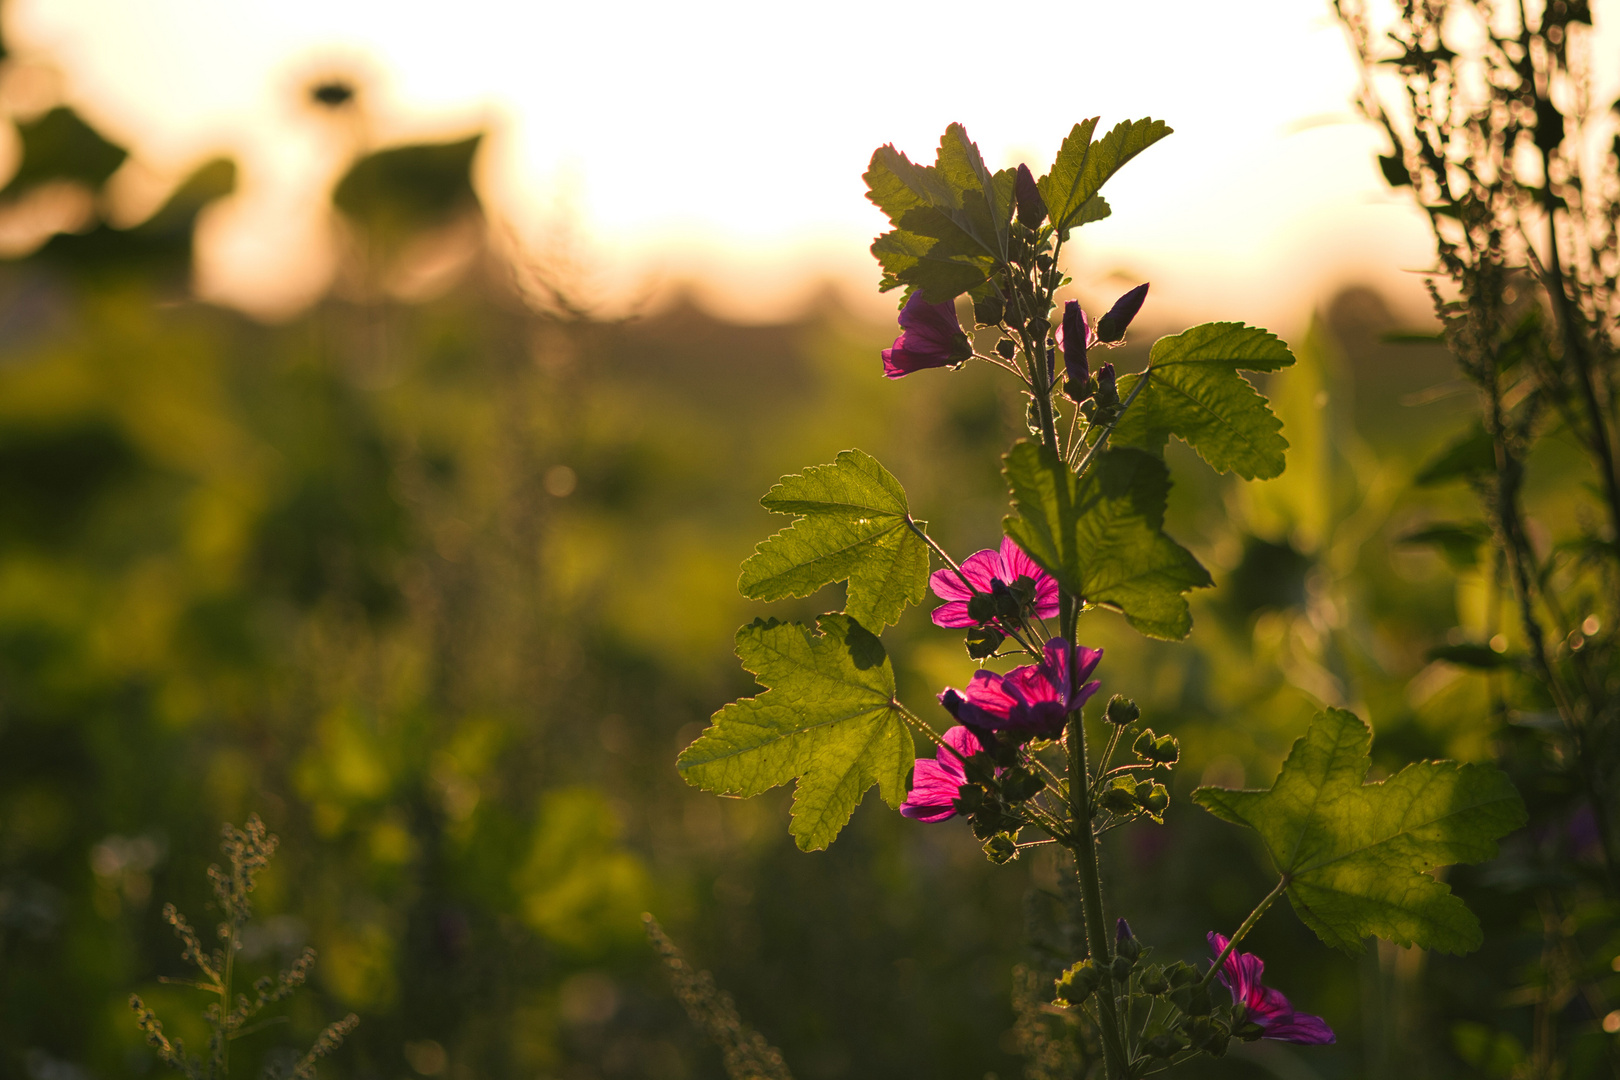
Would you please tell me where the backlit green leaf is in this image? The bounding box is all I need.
[739,449,928,630]
[1002,442,1211,640]
[1193,707,1527,954]
[1039,117,1170,238]
[1112,323,1295,480]
[864,124,1011,301]
[677,615,912,851]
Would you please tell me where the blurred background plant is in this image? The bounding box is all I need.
[0,5,1608,1080]
[129,815,358,1079]
[1332,1,1620,1076]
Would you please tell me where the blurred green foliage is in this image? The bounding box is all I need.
[0,65,1598,1080]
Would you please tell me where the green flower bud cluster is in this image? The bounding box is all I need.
[1053,958,1102,1007]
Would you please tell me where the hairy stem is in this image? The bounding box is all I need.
[1200,876,1290,989]
[1071,369,1152,474]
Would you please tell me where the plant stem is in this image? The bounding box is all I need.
[1071,368,1152,473]
[1200,875,1290,988]
[1540,141,1620,548]
[1066,706,1128,1078]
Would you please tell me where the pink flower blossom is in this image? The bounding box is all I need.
[1207,933,1335,1045]
[939,639,1102,741]
[882,292,973,378]
[929,536,1059,630]
[900,725,985,822]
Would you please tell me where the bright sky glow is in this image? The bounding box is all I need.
[4,0,1568,327]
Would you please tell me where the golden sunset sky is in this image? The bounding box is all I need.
[8,0,1610,327]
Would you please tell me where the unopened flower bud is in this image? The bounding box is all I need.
[995,338,1016,360]
[1055,959,1102,1004]
[951,783,987,814]
[965,625,1004,659]
[1115,918,1141,962]
[1133,729,1179,765]
[999,766,1044,803]
[1095,362,1120,410]
[1143,1033,1184,1059]
[1171,980,1212,1017]
[962,753,998,785]
[982,833,1018,864]
[1182,1015,1230,1055]
[973,290,1005,327]
[1060,301,1091,404]
[970,805,1013,840]
[1014,163,1049,228]
[1110,954,1135,981]
[1095,283,1149,343]
[1164,961,1199,990]
[1234,1019,1267,1042]
[1139,963,1170,995]
[1098,778,1139,815]
[1141,783,1170,818]
[990,580,1021,619]
[1008,575,1038,609]
[1105,695,1140,726]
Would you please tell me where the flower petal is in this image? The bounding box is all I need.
[956,548,1001,592]
[930,600,976,628]
[1261,1012,1336,1045]
[929,566,976,602]
[940,724,984,760]
[999,536,1044,585]
[961,668,1023,716]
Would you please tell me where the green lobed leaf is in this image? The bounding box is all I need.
[677,615,912,852]
[1111,323,1296,480]
[1002,442,1211,640]
[870,219,996,303]
[738,449,928,630]
[1038,117,1171,238]
[863,124,1011,301]
[1193,708,1527,954]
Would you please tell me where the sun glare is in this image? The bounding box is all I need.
[4,0,1470,325]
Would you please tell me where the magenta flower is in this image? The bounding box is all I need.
[1207,933,1335,1045]
[939,638,1102,740]
[882,292,973,378]
[929,536,1059,630]
[900,724,985,822]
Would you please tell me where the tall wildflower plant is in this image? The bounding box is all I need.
[1334,0,1620,1071]
[674,120,1530,1075]
[130,817,357,1079]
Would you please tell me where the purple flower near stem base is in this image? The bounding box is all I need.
[1207,933,1335,1045]
[899,725,985,822]
[882,293,973,378]
[929,536,1060,629]
[940,638,1102,741]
